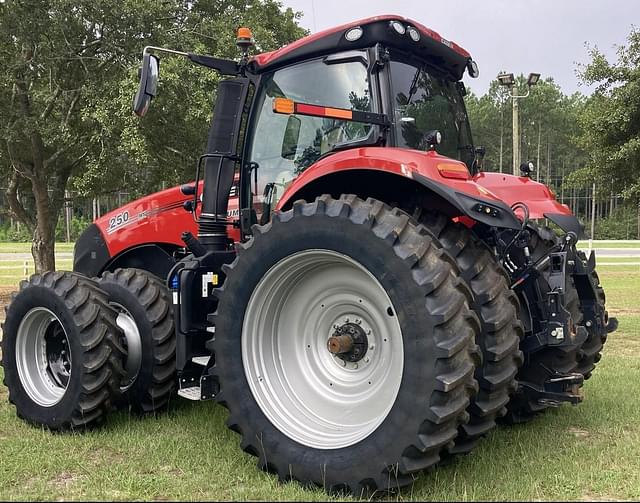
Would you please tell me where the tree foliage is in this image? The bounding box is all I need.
[0,0,305,270]
[572,28,640,199]
[466,75,586,188]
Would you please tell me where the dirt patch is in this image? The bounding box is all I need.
[580,491,632,501]
[48,471,80,490]
[88,446,126,466]
[568,427,590,438]
[0,286,16,322]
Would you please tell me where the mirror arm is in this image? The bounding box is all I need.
[142,46,239,76]
[143,45,189,57]
[187,54,240,75]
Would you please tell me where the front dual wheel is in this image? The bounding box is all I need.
[1,272,125,429]
[212,195,480,493]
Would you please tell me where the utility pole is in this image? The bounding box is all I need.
[497,72,540,175]
[536,120,541,182]
[499,104,504,173]
[590,182,596,241]
[512,86,519,174]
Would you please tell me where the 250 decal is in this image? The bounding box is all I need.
[106,211,130,234]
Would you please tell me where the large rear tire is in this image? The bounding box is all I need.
[1,272,125,430]
[419,213,523,453]
[211,195,480,493]
[98,268,176,413]
[574,252,608,380]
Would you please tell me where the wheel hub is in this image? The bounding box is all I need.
[44,322,71,388]
[327,322,368,362]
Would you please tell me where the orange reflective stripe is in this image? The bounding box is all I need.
[324,107,353,120]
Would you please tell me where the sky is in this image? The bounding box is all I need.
[279,0,639,96]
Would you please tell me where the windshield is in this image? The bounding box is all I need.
[389,59,474,170]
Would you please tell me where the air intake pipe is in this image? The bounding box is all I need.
[197,77,250,250]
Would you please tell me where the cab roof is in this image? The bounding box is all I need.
[249,15,473,80]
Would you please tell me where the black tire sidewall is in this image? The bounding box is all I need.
[216,211,446,479]
[98,279,158,404]
[2,286,88,428]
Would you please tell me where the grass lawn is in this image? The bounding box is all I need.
[0,268,639,500]
[0,242,75,253]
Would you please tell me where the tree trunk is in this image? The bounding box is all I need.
[31,175,57,272]
[32,224,56,272]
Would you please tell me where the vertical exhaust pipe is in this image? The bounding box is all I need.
[197,77,250,250]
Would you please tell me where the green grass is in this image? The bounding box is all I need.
[0,257,639,500]
[0,260,74,286]
[0,242,75,253]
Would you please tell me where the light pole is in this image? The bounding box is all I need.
[497,72,540,175]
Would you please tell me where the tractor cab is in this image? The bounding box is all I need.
[133,16,484,239]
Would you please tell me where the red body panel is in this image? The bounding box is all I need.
[94,181,241,258]
[474,172,572,219]
[276,147,504,211]
[252,14,470,69]
[95,153,571,260]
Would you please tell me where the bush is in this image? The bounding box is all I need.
[595,205,638,239]
[0,215,93,243]
[55,215,92,242]
[0,223,32,242]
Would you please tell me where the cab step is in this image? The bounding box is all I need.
[177,373,216,401]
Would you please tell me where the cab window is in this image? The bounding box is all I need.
[248,53,373,207]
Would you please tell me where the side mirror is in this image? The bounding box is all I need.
[467,59,479,78]
[132,53,159,117]
[281,115,301,159]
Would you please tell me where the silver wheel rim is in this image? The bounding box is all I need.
[15,307,72,407]
[111,303,142,392]
[242,249,404,449]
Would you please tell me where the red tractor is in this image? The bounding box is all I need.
[2,15,616,493]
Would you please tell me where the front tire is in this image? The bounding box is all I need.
[211,195,480,493]
[98,268,176,413]
[1,272,125,430]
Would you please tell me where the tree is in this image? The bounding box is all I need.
[467,75,586,193]
[1,0,305,271]
[572,28,640,199]
[74,0,306,199]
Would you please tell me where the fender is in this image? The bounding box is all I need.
[474,172,584,236]
[276,147,522,230]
